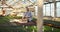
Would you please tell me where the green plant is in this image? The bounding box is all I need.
[13,16,22,19]
[44,26,60,32]
[32,17,37,23]
[0,16,10,24]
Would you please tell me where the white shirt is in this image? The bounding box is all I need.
[24,11,32,21]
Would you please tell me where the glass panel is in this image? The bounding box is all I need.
[56,2,60,17]
[51,3,54,17]
[43,3,54,17]
[45,4,50,16]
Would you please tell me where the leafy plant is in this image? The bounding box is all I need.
[13,16,22,19]
[32,17,37,23]
[0,16,10,24]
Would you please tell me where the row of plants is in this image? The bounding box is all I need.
[44,25,60,32]
[44,20,60,27]
[0,25,60,32]
[0,26,37,32]
[0,15,60,26]
[0,16,10,24]
[0,16,60,32]
[0,16,37,24]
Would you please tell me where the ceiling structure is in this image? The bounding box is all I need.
[44,0,60,4]
[0,0,37,10]
[0,0,60,10]
[0,0,60,15]
[0,0,37,16]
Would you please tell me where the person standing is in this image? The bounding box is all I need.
[24,7,32,22]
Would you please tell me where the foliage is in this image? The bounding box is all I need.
[32,17,37,22]
[7,16,22,19]
[0,16,22,24]
[0,16,10,24]
[0,16,60,32]
[44,26,60,32]
[0,25,60,32]
[13,16,22,19]
[44,20,60,26]
[0,26,37,32]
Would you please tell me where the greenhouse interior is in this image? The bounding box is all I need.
[0,0,60,32]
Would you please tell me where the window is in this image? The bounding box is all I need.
[43,3,54,17]
[50,3,54,17]
[45,4,51,16]
[56,2,60,17]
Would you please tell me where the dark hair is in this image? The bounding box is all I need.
[26,7,29,11]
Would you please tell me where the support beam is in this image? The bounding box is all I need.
[54,0,56,21]
[45,5,46,16]
[37,0,43,32]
